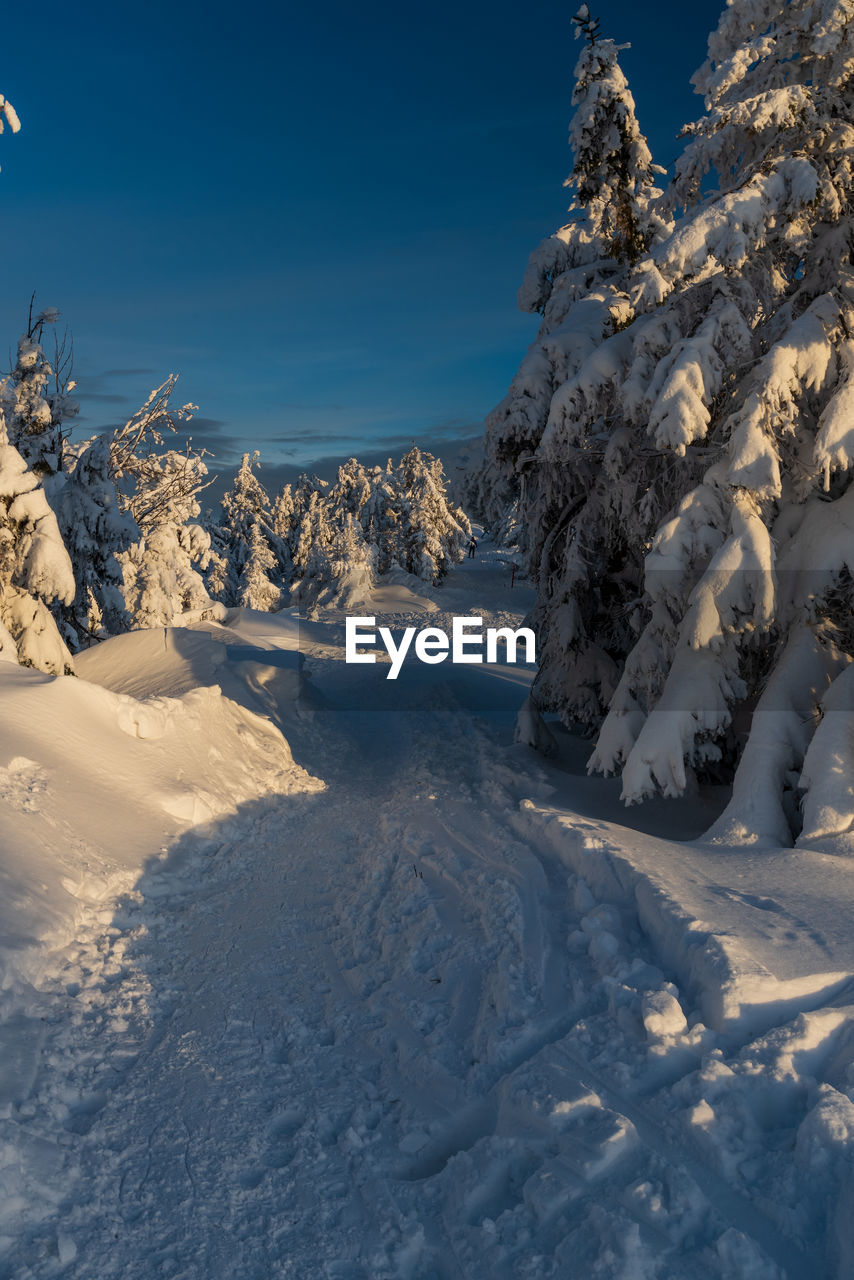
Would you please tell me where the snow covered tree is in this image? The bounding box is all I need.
[293,513,376,614]
[566,5,668,266]
[0,93,20,144]
[247,483,299,590]
[220,452,284,610]
[474,9,667,536]
[109,377,201,529]
[588,0,854,828]
[490,0,854,843]
[2,307,78,479]
[52,432,138,647]
[270,483,297,584]
[395,446,470,583]
[222,451,270,536]
[198,519,232,604]
[291,486,335,581]
[329,458,371,521]
[236,521,282,611]
[271,484,295,540]
[119,520,223,629]
[110,382,223,629]
[291,472,328,532]
[0,412,75,675]
[360,463,401,574]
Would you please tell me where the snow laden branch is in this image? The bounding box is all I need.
[0,95,20,137]
[109,376,206,532]
[0,92,21,172]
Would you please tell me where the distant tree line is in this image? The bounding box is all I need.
[0,307,471,675]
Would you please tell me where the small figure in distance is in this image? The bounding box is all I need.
[468,535,478,559]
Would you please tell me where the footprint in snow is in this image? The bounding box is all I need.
[238,1111,305,1187]
[63,1090,109,1135]
[263,1109,305,1169]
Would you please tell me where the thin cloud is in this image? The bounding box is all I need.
[266,431,354,446]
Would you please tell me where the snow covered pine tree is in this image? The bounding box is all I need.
[269,482,296,585]
[479,8,670,748]
[2,306,77,480]
[291,460,377,610]
[485,0,854,847]
[0,412,75,675]
[53,433,138,646]
[476,4,666,549]
[0,306,131,650]
[220,452,283,611]
[395,446,471,583]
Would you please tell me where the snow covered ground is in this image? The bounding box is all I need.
[3,542,854,1277]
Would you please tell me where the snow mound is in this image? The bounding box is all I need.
[76,616,306,732]
[0,656,320,993]
[521,801,854,1036]
[75,627,228,700]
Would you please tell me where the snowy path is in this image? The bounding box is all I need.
[6,550,854,1278]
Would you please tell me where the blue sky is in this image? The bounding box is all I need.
[0,0,723,491]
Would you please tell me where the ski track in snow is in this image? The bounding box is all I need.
[2,551,851,1278]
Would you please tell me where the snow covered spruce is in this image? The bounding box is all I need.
[473,0,854,844]
[0,409,75,675]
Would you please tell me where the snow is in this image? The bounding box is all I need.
[799,662,854,852]
[0,639,315,983]
[1,542,854,1275]
[0,96,20,134]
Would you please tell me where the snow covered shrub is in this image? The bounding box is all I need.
[479,0,854,841]
[0,413,75,674]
